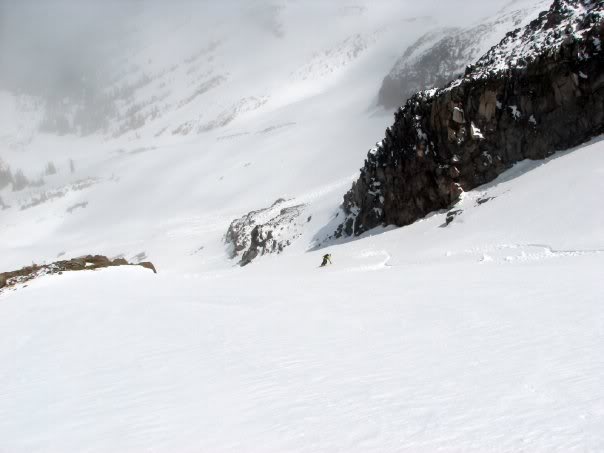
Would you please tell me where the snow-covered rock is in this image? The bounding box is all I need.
[340,0,604,236]
[377,0,550,108]
[225,199,306,266]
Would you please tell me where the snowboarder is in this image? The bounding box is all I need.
[320,253,332,267]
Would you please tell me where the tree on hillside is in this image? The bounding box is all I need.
[12,169,29,191]
[45,161,57,176]
[0,160,13,190]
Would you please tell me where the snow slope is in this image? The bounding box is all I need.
[1,0,603,450]
[1,138,604,452]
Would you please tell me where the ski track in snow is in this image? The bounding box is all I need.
[465,243,604,264]
[1,254,604,452]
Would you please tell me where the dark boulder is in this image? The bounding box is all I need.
[139,262,157,274]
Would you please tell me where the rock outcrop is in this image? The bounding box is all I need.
[0,255,157,292]
[225,199,306,266]
[339,0,603,236]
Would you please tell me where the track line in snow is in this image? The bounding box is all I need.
[472,243,604,264]
[328,249,393,273]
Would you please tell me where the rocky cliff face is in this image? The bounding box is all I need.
[339,0,603,237]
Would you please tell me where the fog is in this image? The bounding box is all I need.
[1,1,131,96]
[0,0,517,98]
[0,0,532,150]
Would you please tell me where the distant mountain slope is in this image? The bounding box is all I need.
[377,0,550,109]
[0,1,567,271]
[0,3,418,141]
[340,0,604,236]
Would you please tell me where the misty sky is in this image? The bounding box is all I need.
[0,0,526,98]
[0,0,139,95]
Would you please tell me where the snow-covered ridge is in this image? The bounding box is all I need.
[377,0,550,109]
[0,2,425,141]
[470,0,603,77]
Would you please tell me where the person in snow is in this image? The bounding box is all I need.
[320,253,332,267]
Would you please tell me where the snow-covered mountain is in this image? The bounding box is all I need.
[1,0,603,451]
[377,0,551,108]
[1,2,481,142]
[0,0,539,272]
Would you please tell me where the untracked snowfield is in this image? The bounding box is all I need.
[1,138,603,452]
